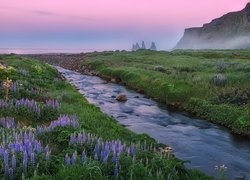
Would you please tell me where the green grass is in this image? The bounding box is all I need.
[0,55,212,179]
[83,50,250,137]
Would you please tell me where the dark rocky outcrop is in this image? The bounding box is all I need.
[141,41,146,49]
[116,94,127,102]
[175,3,250,49]
[132,41,157,51]
[150,42,157,51]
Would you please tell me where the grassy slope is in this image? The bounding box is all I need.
[0,55,211,179]
[83,50,250,137]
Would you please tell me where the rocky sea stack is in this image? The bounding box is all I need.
[175,3,250,49]
[132,41,157,51]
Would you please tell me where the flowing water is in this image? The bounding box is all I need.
[56,66,250,179]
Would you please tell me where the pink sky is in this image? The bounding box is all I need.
[0,0,249,50]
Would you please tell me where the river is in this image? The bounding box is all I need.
[56,66,250,179]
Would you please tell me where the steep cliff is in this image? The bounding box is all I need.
[175,3,250,49]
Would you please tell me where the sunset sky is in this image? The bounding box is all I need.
[0,0,249,52]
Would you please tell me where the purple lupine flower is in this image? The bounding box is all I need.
[70,133,76,145]
[13,142,20,152]
[45,145,49,153]
[65,153,71,166]
[30,152,35,165]
[4,150,9,166]
[37,115,79,134]
[0,127,51,178]
[34,140,42,153]
[130,145,136,157]
[45,99,60,110]
[101,147,110,164]
[14,98,41,115]
[77,133,82,144]
[23,150,28,163]
[27,142,33,157]
[67,132,136,166]
[0,145,5,155]
[82,151,86,163]
[71,151,77,165]
[112,153,116,164]
[11,154,16,172]
[71,117,79,128]
[45,150,50,161]
[10,82,19,93]
[0,117,16,129]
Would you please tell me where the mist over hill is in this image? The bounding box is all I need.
[175,3,250,49]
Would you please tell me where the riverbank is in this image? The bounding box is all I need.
[0,55,210,179]
[57,66,250,178]
[31,50,250,137]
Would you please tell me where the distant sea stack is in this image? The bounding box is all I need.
[150,42,157,51]
[174,3,250,49]
[141,41,146,49]
[132,41,157,51]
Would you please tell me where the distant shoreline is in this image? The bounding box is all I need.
[0,48,116,54]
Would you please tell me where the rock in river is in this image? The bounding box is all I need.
[116,94,127,102]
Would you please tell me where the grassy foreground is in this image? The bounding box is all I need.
[0,55,211,179]
[83,50,250,137]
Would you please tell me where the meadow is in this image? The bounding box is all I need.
[0,55,211,179]
[83,50,250,137]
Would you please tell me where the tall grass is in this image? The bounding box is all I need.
[84,50,250,137]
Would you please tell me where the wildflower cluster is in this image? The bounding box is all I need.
[15,99,41,115]
[0,117,20,129]
[40,99,61,121]
[68,132,136,177]
[37,115,79,134]
[0,98,60,121]
[10,82,19,93]
[45,99,60,110]
[0,128,50,179]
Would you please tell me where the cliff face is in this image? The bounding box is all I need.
[175,3,250,49]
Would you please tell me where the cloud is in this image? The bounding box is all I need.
[32,10,94,21]
[32,10,56,16]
